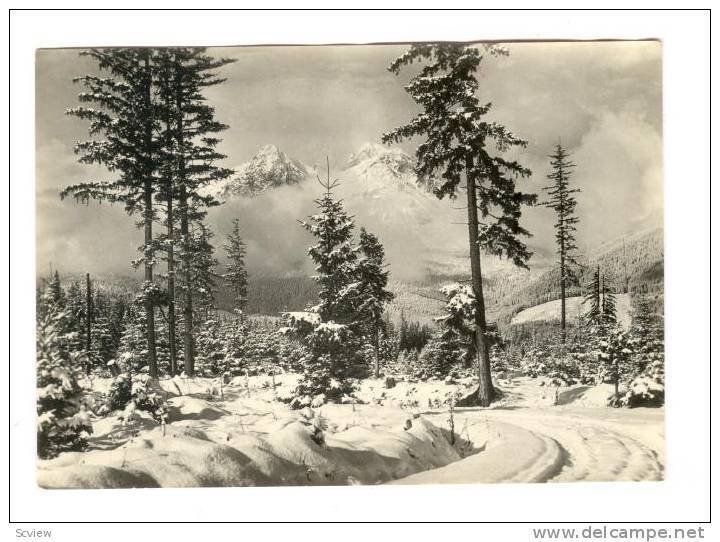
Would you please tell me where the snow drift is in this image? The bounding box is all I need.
[37,376,466,489]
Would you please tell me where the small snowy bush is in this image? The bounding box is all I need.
[283,314,366,407]
[519,347,547,378]
[99,372,167,423]
[415,330,465,380]
[597,328,635,404]
[125,374,168,423]
[102,373,132,413]
[297,407,328,446]
[619,358,665,408]
[194,317,227,377]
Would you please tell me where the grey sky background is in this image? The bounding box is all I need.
[36,41,663,278]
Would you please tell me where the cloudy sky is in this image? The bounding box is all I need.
[36,41,662,278]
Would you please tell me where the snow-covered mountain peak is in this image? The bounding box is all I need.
[344,142,418,189]
[204,144,312,199]
[345,142,414,171]
[254,143,286,167]
[245,143,308,178]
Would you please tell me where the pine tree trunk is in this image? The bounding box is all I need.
[613,358,619,397]
[373,326,380,378]
[167,195,177,376]
[560,251,566,343]
[465,155,493,407]
[85,272,92,355]
[142,52,158,379]
[164,76,178,377]
[175,65,194,377]
[180,193,194,377]
[598,266,603,319]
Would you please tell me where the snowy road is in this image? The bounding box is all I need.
[39,375,664,488]
[391,405,664,484]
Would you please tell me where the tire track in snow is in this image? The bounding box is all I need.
[391,409,663,485]
[498,414,663,482]
[389,420,565,485]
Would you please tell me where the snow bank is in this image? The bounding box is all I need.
[549,383,625,408]
[38,377,465,488]
[38,428,272,488]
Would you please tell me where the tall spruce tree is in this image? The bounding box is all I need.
[160,48,235,376]
[354,228,394,377]
[223,218,249,318]
[543,143,580,342]
[155,48,180,376]
[383,43,536,406]
[62,48,161,378]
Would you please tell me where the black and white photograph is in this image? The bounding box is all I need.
[34,39,667,489]
[7,7,712,535]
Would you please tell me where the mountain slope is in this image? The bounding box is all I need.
[493,228,663,322]
[206,144,313,199]
[510,294,633,329]
[344,142,419,189]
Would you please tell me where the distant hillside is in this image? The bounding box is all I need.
[493,228,664,321]
[510,294,633,329]
[214,275,319,316]
[592,227,664,293]
[210,228,663,325]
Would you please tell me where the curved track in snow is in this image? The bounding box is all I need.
[392,406,664,485]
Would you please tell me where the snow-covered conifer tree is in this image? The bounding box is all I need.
[302,171,358,325]
[185,224,219,324]
[65,280,85,332]
[620,294,665,406]
[354,228,394,377]
[89,315,115,370]
[117,303,149,374]
[223,218,249,318]
[194,316,227,377]
[583,266,603,327]
[286,164,367,405]
[601,276,617,326]
[543,144,581,342]
[36,287,93,459]
[383,43,536,406]
[598,328,634,402]
[156,48,235,376]
[62,49,162,377]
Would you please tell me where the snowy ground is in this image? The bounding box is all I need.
[38,373,663,488]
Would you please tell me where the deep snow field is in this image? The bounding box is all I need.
[37,373,664,488]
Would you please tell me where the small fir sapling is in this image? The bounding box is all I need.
[36,286,94,459]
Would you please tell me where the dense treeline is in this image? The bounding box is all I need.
[215,275,319,316]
